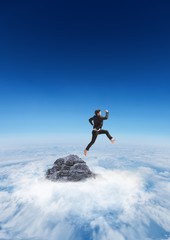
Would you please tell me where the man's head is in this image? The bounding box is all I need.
[95,109,101,116]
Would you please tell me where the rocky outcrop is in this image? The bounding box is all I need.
[46,154,95,182]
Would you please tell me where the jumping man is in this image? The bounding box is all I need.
[84,109,115,156]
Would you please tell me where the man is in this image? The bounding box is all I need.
[84,109,115,156]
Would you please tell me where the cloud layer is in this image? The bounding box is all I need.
[0,144,170,240]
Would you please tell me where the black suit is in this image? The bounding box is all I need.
[89,111,109,130]
[86,111,113,151]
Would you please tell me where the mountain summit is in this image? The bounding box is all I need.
[46,154,95,181]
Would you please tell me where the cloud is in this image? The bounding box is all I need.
[0,144,170,240]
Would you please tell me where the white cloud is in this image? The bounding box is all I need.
[0,144,170,240]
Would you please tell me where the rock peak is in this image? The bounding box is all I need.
[46,154,95,182]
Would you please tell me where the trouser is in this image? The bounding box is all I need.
[86,129,113,151]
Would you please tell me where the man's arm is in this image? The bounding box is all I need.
[89,116,94,126]
[101,110,109,120]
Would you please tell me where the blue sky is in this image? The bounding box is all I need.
[0,0,170,145]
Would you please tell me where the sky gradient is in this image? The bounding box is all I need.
[0,0,170,146]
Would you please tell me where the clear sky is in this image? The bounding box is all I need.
[0,0,170,146]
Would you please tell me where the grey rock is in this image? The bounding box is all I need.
[46,154,95,182]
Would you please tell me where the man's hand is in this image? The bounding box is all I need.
[105,109,109,113]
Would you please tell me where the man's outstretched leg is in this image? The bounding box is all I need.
[84,130,98,156]
[98,129,116,144]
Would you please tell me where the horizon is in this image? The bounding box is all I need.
[0,132,170,150]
